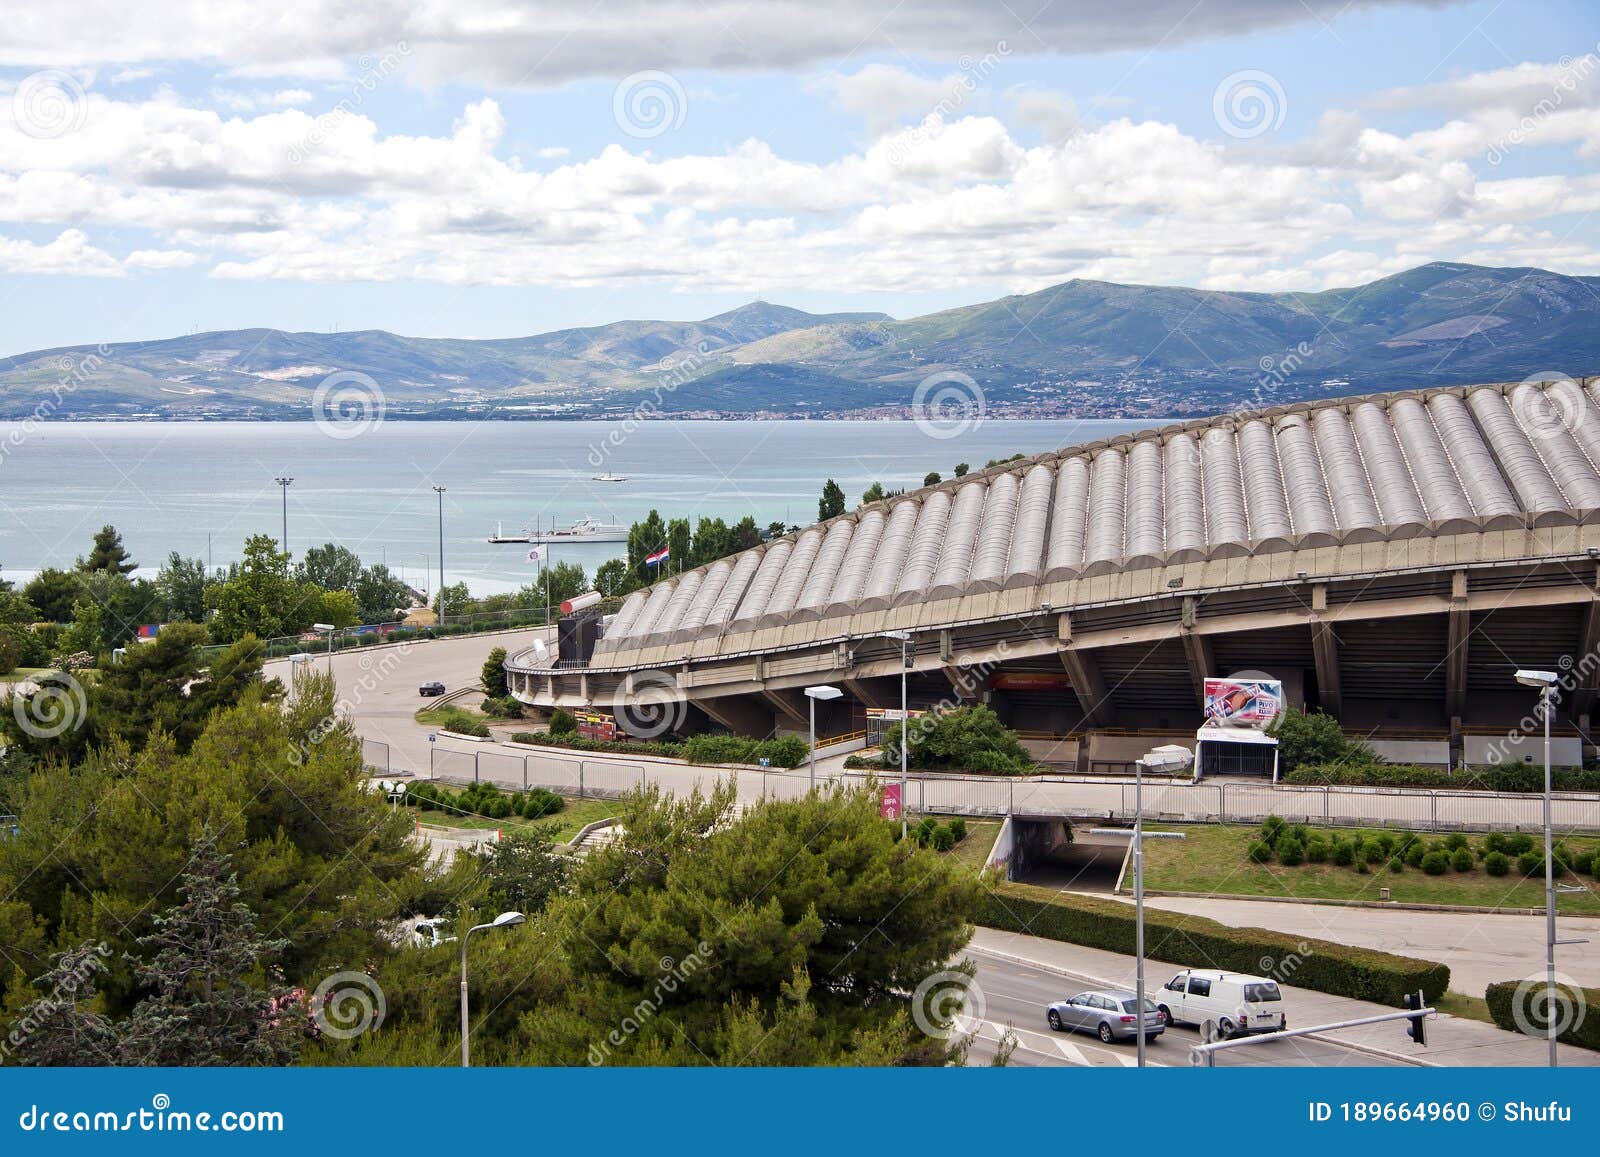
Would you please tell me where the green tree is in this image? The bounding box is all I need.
[3,942,119,1066]
[594,558,634,598]
[732,516,762,551]
[482,646,509,698]
[884,704,1033,775]
[80,525,136,576]
[923,471,942,487]
[299,543,362,593]
[819,479,846,520]
[518,563,587,611]
[861,481,886,505]
[953,462,969,478]
[480,827,568,914]
[21,568,80,624]
[90,622,272,753]
[352,564,409,624]
[691,517,735,566]
[58,599,104,657]
[205,535,308,641]
[116,833,298,1067]
[1268,706,1373,775]
[627,510,668,580]
[433,581,474,618]
[666,518,692,572]
[155,553,209,623]
[307,587,360,629]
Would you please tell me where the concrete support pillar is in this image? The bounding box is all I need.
[760,687,810,728]
[1446,570,1469,722]
[691,693,776,737]
[1573,576,1600,717]
[1309,583,1343,718]
[1179,596,1214,707]
[1057,612,1115,728]
[843,676,895,709]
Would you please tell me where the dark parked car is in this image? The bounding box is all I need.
[418,681,447,697]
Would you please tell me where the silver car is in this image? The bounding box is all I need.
[1046,990,1166,1044]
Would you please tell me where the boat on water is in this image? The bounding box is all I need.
[488,516,629,544]
[591,472,628,482]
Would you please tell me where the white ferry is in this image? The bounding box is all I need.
[488,516,629,544]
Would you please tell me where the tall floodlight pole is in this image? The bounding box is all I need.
[886,630,912,839]
[274,477,293,556]
[433,485,446,625]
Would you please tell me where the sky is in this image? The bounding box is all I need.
[0,0,1597,355]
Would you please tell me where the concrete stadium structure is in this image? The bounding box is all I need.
[507,378,1600,772]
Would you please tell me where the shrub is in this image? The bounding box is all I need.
[1355,861,1369,874]
[1574,852,1594,876]
[884,703,1034,776]
[931,825,956,852]
[1305,837,1330,864]
[480,695,524,719]
[1289,823,1310,846]
[914,817,938,847]
[433,707,490,738]
[1260,815,1286,847]
[521,788,565,819]
[761,734,810,769]
[1483,832,1508,855]
[1403,840,1425,868]
[1388,858,1403,874]
[1373,832,1396,857]
[1517,850,1543,877]
[1443,832,1469,852]
[1268,706,1375,774]
[1247,840,1273,864]
[1504,833,1534,856]
[978,883,1449,1005]
[1363,840,1384,865]
[1486,980,1600,1051]
[948,818,968,842]
[548,709,577,736]
[1331,840,1355,867]
[1485,851,1510,877]
[1284,764,1600,793]
[1277,837,1305,867]
[1450,847,1474,873]
[1420,851,1449,876]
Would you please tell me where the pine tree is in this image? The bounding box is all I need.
[117,833,300,1066]
[818,479,846,520]
[81,525,136,576]
[4,942,119,1066]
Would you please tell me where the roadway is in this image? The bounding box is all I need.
[964,940,1407,1068]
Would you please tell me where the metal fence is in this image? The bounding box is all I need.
[361,738,390,776]
[428,744,647,800]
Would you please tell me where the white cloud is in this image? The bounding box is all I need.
[0,229,122,276]
[125,247,200,268]
[0,0,1434,85]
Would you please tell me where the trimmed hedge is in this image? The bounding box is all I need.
[511,731,684,759]
[977,882,1450,1006]
[510,730,807,768]
[1486,979,1600,1051]
[1286,762,1600,793]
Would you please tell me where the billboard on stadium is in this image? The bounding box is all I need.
[1203,677,1283,728]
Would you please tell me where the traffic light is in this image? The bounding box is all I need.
[1404,990,1426,1046]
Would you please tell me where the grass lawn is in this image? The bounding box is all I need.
[1141,824,1600,915]
[1434,990,1496,1026]
[944,818,1002,873]
[407,795,619,845]
[414,703,490,727]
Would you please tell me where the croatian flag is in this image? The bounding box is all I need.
[645,546,670,566]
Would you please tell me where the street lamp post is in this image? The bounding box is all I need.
[432,485,447,625]
[274,477,293,555]
[459,910,525,1067]
[885,630,912,838]
[1102,743,1194,1069]
[313,622,336,672]
[804,684,844,792]
[1516,668,1563,1067]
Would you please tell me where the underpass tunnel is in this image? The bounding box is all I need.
[1007,817,1128,893]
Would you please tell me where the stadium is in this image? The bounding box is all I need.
[506,378,1600,775]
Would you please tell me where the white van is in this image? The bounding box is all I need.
[1156,970,1287,1038]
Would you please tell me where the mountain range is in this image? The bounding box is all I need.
[3,262,1597,419]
